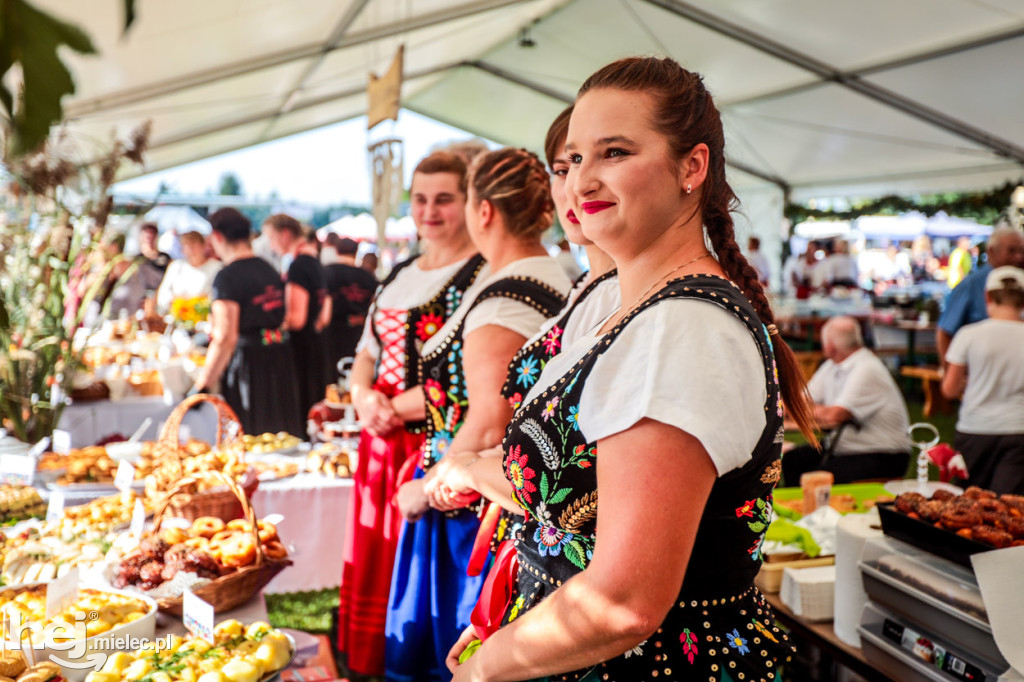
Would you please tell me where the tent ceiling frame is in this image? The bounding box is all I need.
[264,0,374,135]
[641,0,1024,166]
[143,61,463,152]
[726,25,1024,107]
[467,60,792,191]
[65,0,529,120]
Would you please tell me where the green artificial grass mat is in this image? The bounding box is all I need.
[265,588,339,634]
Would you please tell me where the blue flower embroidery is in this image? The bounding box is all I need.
[726,629,749,655]
[567,405,581,430]
[431,431,452,458]
[533,525,573,557]
[516,356,540,388]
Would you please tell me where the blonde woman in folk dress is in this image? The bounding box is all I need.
[386,148,572,681]
[337,152,484,678]
[446,57,817,682]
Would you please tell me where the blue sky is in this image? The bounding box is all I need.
[115,110,494,207]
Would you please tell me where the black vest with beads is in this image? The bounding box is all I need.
[418,276,566,470]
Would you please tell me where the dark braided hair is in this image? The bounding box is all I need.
[579,57,818,445]
[469,147,554,241]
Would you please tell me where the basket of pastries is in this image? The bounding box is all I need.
[144,393,257,521]
[114,470,290,614]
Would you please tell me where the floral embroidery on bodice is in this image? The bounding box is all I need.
[499,275,792,682]
[418,276,566,470]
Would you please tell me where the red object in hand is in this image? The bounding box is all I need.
[927,443,969,482]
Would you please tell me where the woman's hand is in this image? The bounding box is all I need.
[446,624,482,677]
[354,388,402,436]
[395,478,430,522]
[423,454,481,511]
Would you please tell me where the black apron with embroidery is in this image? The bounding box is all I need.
[418,276,566,471]
[500,274,793,682]
[501,270,617,411]
[371,253,485,432]
[493,269,618,550]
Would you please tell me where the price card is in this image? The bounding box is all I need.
[114,459,136,492]
[28,437,51,458]
[46,491,66,525]
[263,513,285,526]
[45,566,79,619]
[130,499,146,538]
[0,453,38,485]
[183,590,215,643]
[52,429,72,455]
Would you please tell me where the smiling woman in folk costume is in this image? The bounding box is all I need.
[431,107,622,564]
[386,148,572,681]
[446,57,818,682]
[337,152,484,678]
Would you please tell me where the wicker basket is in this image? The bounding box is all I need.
[151,470,291,614]
[147,393,257,521]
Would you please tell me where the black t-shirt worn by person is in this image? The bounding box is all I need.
[325,262,378,367]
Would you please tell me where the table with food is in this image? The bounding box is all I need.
[0,389,359,682]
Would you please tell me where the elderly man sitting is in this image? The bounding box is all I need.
[782,316,912,486]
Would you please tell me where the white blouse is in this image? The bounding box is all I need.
[521,297,768,476]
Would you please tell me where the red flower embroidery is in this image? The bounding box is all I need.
[425,379,446,407]
[416,312,444,341]
[508,392,523,409]
[505,444,537,503]
[735,499,756,518]
[541,326,563,355]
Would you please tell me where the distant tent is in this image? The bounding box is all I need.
[321,213,417,241]
[925,212,992,238]
[144,205,212,235]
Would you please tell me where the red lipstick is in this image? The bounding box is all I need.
[566,209,580,225]
[581,201,614,214]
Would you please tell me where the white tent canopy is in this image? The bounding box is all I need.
[320,213,418,241]
[43,0,1024,202]
[143,205,213,234]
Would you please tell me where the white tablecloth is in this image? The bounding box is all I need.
[251,473,353,594]
[58,397,220,447]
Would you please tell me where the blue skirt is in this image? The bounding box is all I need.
[385,468,485,682]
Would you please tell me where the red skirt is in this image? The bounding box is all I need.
[337,426,423,675]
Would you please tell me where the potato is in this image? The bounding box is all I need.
[122,659,152,681]
[221,660,259,682]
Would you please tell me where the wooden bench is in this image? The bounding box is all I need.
[899,365,955,417]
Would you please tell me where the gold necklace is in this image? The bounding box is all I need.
[610,252,713,329]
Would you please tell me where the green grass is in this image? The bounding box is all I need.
[265,589,339,634]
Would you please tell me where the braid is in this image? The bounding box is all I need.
[470,148,553,239]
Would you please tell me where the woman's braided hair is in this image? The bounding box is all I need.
[579,57,818,445]
[469,147,554,241]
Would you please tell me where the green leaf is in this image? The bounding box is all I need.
[540,472,549,501]
[0,0,97,156]
[748,521,766,533]
[563,540,587,569]
[548,487,572,504]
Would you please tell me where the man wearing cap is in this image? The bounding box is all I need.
[941,266,1024,494]
[324,237,379,376]
[937,227,1024,368]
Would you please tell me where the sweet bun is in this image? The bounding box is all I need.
[0,652,26,678]
[190,517,225,539]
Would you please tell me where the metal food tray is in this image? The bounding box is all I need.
[876,502,992,568]
[859,563,1005,669]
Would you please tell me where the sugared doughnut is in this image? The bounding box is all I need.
[256,520,278,543]
[940,504,982,530]
[218,535,257,568]
[963,486,997,500]
[190,516,226,539]
[970,525,1013,548]
[895,492,927,515]
[918,500,946,523]
[930,489,956,502]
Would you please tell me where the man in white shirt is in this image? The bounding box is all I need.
[746,236,771,287]
[782,316,912,485]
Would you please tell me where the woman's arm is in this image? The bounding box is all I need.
[315,295,332,333]
[448,419,717,681]
[941,362,967,400]
[423,324,525,510]
[284,283,309,331]
[391,386,427,422]
[438,448,524,514]
[195,300,239,391]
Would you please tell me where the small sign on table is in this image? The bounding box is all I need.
[45,567,79,619]
[183,590,215,643]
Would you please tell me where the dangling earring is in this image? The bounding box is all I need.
[685,184,692,195]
